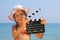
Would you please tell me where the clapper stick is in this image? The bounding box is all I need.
[28,8,41,18]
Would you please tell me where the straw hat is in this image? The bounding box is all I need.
[8,5,29,21]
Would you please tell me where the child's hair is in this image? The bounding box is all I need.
[13,10,27,30]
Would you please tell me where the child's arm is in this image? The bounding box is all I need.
[35,19,46,39]
[12,18,28,38]
[12,25,25,38]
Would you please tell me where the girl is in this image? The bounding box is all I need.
[8,5,46,40]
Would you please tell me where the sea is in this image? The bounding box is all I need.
[0,23,60,40]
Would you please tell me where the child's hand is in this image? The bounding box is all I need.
[20,15,29,27]
[41,19,46,25]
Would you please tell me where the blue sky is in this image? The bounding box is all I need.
[0,0,60,23]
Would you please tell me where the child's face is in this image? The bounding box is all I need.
[14,10,27,23]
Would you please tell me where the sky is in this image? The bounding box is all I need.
[0,0,60,23]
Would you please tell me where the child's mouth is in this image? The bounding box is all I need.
[18,18,23,21]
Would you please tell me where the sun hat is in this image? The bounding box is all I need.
[8,5,29,21]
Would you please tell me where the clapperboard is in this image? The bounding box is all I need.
[26,8,45,34]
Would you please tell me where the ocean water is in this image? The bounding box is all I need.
[0,23,60,40]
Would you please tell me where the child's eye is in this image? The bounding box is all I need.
[16,15,19,17]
